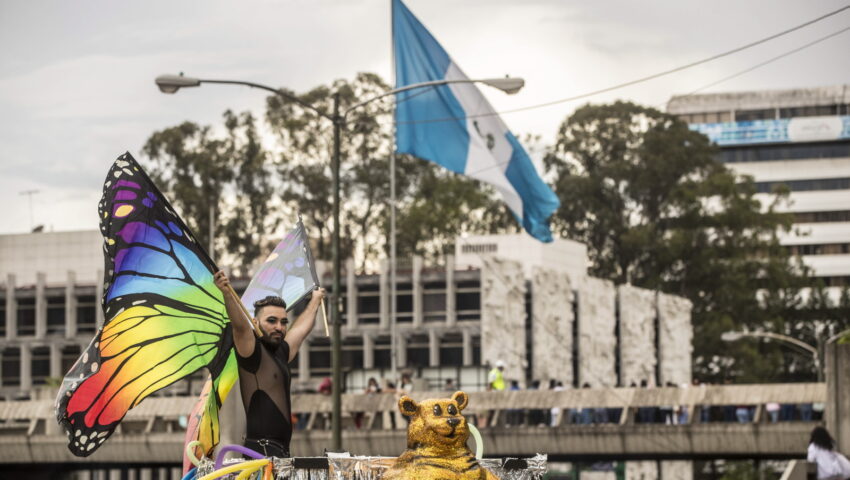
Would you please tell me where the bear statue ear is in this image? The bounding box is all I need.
[452,391,468,411]
[399,395,418,416]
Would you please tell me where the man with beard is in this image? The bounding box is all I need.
[214,270,325,458]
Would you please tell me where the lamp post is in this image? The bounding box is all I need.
[720,330,850,382]
[155,72,524,450]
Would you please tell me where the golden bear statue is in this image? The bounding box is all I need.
[383,391,499,480]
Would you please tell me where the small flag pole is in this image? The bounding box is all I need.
[320,297,330,337]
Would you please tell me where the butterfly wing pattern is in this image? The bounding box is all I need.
[56,152,237,457]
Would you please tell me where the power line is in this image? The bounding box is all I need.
[383,22,850,190]
[393,4,850,126]
[670,24,850,102]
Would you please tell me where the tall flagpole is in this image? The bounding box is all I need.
[389,0,399,383]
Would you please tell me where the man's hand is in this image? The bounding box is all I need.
[214,270,231,295]
[311,287,326,303]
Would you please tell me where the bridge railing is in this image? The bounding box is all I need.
[292,382,826,429]
[0,383,825,435]
[0,383,826,463]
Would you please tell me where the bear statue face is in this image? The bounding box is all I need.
[398,391,470,450]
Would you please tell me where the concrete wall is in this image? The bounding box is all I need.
[618,285,657,386]
[826,342,850,454]
[626,462,657,480]
[480,256,526,384]
[456,233,588,282]
[577,277,617,387]
[0,230,102,286]
[660,461,693,480]
[531,267,573,386]
[657,293,693,386]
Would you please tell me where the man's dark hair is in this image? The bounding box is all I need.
[253,296,287,317]
[810,426,835,451]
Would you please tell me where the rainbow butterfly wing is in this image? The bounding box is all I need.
[56,152,235,456]
[182,353,237,472]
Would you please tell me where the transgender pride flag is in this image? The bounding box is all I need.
[392,0,560,242]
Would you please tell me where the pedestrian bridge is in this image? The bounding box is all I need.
[0,383,825,465]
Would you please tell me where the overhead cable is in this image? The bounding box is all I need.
[394,4,850,125]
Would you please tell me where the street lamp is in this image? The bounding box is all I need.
[156,72,524,450]
[721,330,829,381]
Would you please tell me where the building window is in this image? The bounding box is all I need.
[308,338,332,377]
[439,332,464,366]
[719,141,850,164]
[456,280,481,321]
[395,285,413,323]
[77,295,97,334]
[0,297,5,337]
[471,334,481,366]
[821,276,850,287]
[754,177,850,194]
[47,295,65,335]
[735,108,776,121]
[788,243,850,256]
[779,105,839,118]
[794,210,850,223]
[373,336,391,368]
[356,284,380,324]
[461,243,497,254]
[423,291,446,321]
[680,111,732,124]
[405,334,430,368]
[341,337,364,372]
[17,297,35,336]
[2,348,21,386]
[61,345,82,374]
[32,346,50,385]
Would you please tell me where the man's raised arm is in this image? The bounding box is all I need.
[214,270,255,357]
[285,288,326,362]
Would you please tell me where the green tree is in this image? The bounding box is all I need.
[142,110,275,275]
[265,72,511,267]
[544,101,812,382]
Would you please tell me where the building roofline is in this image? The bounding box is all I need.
[667,84,850,114]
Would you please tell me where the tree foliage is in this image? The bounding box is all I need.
[264,72,509,266]
[142,110,274,276]
[143,73,512,274]
[544,101,814,382]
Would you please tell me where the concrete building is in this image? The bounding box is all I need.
[0,229,694,479]
[667,85,850,294]
[0,230,691,400]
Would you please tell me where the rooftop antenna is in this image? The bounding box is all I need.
[18,189,39,232]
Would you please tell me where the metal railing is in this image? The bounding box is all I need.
[0,383,827,463]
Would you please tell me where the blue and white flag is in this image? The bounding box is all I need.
[392,0,560,242]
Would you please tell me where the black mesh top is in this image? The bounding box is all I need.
[236,337,293,447]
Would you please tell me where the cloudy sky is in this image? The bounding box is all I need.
[1,0,848,235]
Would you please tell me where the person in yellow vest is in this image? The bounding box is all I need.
[488,360,506,391]
[482,360,506,427]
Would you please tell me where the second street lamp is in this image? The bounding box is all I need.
[155,72,524,450]
[720,329,850,382]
